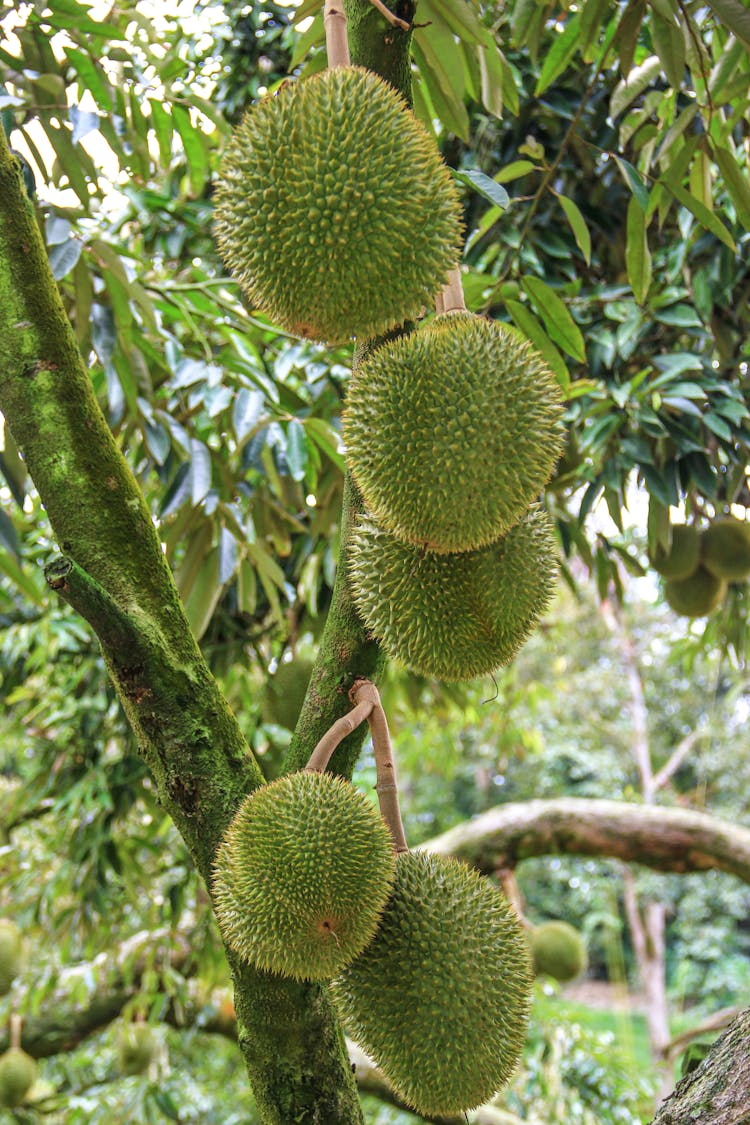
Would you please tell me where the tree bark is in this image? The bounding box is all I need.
[649,1008,750,1125]
[424,797,750,881]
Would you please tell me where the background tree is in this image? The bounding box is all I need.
[0,0,749,1121]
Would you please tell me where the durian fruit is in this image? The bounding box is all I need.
[261,657,314,731]
[212,771,396,980]
[530,921,587,982]
[344,313,564,553]
[349,508,558,681]
[649,524,701,580]
[701,517,750,581]
[117,1023,157,1076]
[331,851,532,1117]
[0,1046,38,1108]
[664,566,727,617]
[0,919,22,995]
[214,67,463,343]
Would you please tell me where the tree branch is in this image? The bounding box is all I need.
[653,730,703,792]
[0,128,364,1124]
[650,1009,750,1124]
[424,798,750,883]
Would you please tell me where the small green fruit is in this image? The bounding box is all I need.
[214,67,462,343]
[0,919,22,995]
[332,852,532,1116]
[212,771,396,980]
[664,566,727,617]
[344,313,564,553]
[349,508,558,681]
[531,921,587,982]
[649,524,701,580]
[0,1047,37,1108]
[117,1024,157,1076]
[701,518,750,581]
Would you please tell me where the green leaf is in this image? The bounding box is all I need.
[580,0,610,59]
[616,0,647,77]
[285,419,308,482]
[503,300,570,389]
[149,100,173,166]
[425,0,489,46]
[0,509,19,557]
[412,39,470,139]
[290,12,324,68]
[535,14,582,95]
[625,196,652,304]
[63,46,112,110]
[184,547,223,641]
[666,182,737,250]
[610,55,662,117]
[171,104,209,194]
[704,0,750,45]
[520,277,586,362]
[0,550,45,606]
[614,156,650,211]
[454,169,509,209]
[495,160,537,182]
[477,40,506,118]
[649,8,686,88]
[49,238,82,280]
[556,194,592,263]
[712,143,750,229]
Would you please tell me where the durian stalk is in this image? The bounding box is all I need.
[497,868,533,931]
[438,265,466,314]
[324,0,350,68]
[352,681,409,854]
[304,697,375,773]
[9,1015,20,1051]
[366,0,411,31]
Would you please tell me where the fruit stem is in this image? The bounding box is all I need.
[325,0,351,68]
[9,1014,21,1050]
[304,698,375,773]
[497,867,533,930]
[365,0,411,31]
[351,680,409,854]
[438,265,466,314]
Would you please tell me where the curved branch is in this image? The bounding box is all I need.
[424,798,750,884]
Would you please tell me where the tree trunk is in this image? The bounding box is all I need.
[650,1008,750,1124]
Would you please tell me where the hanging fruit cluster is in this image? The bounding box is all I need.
[211,40,568,1113]
[649,516,750,617]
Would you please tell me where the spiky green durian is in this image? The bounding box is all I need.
[531,921,587,982]
[331,851,532,1116]
[261,657,314,731]
[701,518,750,581]
[344,313,564,553]
[664,566,727,617]
[214,67,463,344]
[212,771,396,980]
[0,919,22,995]
[0,1047,37,1108]
[349,508,557,681]
[117,1024,157,1076]
[649,524,701,580]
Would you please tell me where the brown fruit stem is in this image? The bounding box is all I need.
[366,0,411,30]
[438,265,467,314]
[304,699,376,773]
[351,680,409,854]
[325,0,351,68]
[9,1014,21,1050]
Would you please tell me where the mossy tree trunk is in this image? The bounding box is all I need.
[0,3,413,1122]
